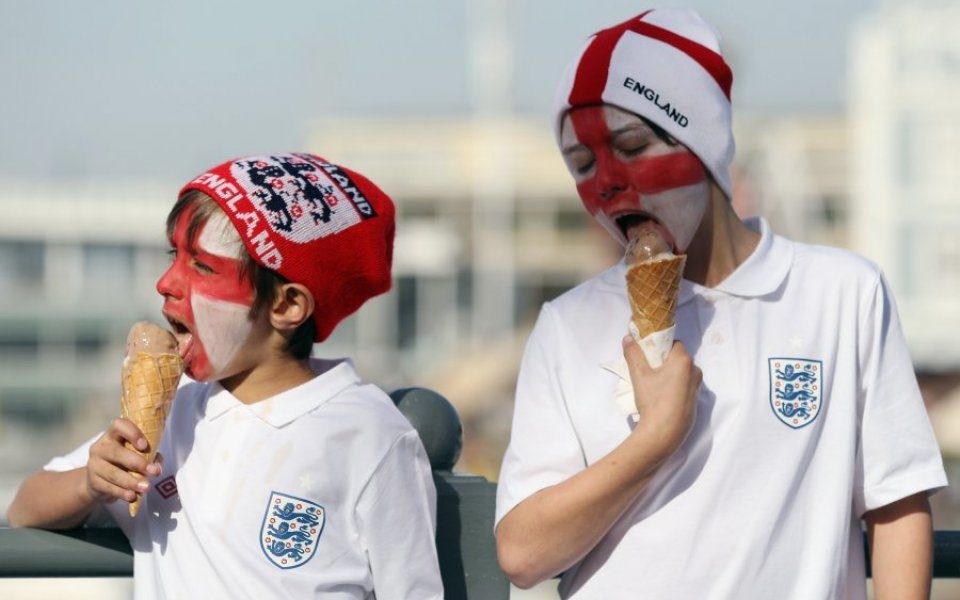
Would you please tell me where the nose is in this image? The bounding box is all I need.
[594,154,629,201]
[156,264,183,299]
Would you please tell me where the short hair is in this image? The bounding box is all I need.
[165,191,316,359]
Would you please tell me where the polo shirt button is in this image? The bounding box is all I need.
[709,332,726,345]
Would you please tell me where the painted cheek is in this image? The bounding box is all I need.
[192,260,254,306]
[186,262,254,381]
[575,178,603,215]
[623,152,706,196]
[188,293,254,382]
[569,108,614,216]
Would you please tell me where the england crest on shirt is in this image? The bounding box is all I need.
[259,491,326,569]
[768,358,823,429]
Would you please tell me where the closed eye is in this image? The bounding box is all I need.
[190,257,216,275]
[619,143,649,157]
[575,158,595,175]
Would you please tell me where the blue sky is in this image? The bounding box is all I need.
[0,0,876,181]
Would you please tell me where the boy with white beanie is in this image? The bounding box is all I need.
[495,9,946,599]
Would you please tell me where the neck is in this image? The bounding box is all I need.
[219,352,316,404]
[682,185,760,288]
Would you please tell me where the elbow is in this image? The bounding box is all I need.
[6,502,28,528]
[496,532,549,589]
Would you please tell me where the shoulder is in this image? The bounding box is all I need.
[787,237,883,293]
[305,380,415,448]
[549,261,625,314]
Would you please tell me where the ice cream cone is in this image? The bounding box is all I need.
[626,254,686,338]
[120,323,182,517]
[624,228,686,368]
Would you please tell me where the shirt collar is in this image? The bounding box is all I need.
[605,217,793,304]
[202,358,361,427]
[681,217,792,303]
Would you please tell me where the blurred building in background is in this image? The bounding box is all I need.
[0,186,172,482]
[849,0,960,373]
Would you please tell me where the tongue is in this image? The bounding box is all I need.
[176,333,193,361]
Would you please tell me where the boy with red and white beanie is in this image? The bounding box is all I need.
[9,153,444,599]
[496,9,945,599]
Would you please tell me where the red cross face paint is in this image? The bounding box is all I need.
[157,208,257,382]
[560,105,710,252]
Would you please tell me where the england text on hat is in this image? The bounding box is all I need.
[622,77,689,128]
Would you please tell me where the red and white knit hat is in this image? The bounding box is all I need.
[180,153,395,343]
[553,8,735,199]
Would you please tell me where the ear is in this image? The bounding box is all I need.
[269,283,315,333]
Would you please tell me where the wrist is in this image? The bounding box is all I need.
[623,425,675,476]
[77,466,97,505]
[631,421,683,464]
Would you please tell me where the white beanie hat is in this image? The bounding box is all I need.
[553,8,735,200]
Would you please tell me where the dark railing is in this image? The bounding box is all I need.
[1,387,957,599]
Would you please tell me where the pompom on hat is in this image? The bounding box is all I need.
[179,153,395,343]
[553,8,735,200]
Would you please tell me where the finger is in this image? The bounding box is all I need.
[94,459,150,496]
[622,334,653,380]
[666,340,690,361]
[97,441,151,475]
[108,418,149,452]
[147,452,164,477]
[91,477,139,504]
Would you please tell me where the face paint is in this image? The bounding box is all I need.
[156,206,257,382]
[560,105,710,252]
[191,293,254,378]
[197,211,245,260]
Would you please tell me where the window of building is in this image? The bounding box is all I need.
[0,240,45,287]
[82,243,135,294]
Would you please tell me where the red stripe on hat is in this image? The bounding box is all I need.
[630,21,732,99]
[568,11,653,107]
[568,11,732,106]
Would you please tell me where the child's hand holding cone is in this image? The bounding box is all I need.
[119,322,182,516]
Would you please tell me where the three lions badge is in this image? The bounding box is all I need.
[769,358,823,429]
[260,491,326,569]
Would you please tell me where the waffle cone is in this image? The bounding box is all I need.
[121,352,182,516]
[626,254,686,338]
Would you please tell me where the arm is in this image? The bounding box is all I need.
[8,468,98,529]
[864,492,933,600]
[496,337,701,589]
[360,431,444,600]
[6,418,160,529]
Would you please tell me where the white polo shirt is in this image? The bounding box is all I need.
[46,359,443,600]
[496,218,947,600]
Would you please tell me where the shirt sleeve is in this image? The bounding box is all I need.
[43,432,123,528]
[495,302,586,528]
[853,272,948,516]
[356,429,443,600]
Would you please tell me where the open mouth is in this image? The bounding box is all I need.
[614,212,658,238]
[163,313,194,361]
[613,212,678,252]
